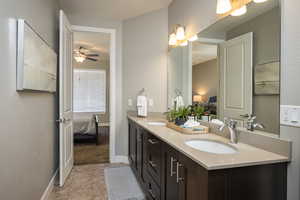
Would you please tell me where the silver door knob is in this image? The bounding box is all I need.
[56,117,65,123]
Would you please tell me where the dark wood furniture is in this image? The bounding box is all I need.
[128,119,287,200]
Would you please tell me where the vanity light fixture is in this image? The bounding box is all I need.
[176,26,185,41]
[216,0,232,14]
[230,5,247,16]
[253,0,268,3]
[188,35,199,42]
[180,41,188,46]
[169,33,177,46]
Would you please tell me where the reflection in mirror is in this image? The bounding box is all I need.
[167,0,280,135]
[167,45,192,110]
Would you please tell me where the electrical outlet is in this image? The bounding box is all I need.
[280,105,300,127]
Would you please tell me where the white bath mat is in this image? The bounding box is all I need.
[104,166,145,200]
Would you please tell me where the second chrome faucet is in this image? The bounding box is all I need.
[219,118,239,144]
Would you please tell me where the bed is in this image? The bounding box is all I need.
[73,112,101,145]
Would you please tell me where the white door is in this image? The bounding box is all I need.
[59,10,74,186]
[219,32,253,126]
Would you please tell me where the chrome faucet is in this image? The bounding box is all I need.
[246,115,264,131]
[219,118,239,144]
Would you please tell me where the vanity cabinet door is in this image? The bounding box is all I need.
[164,145,180,200]
[128,120,137,171]
[136,127,143,178]
[178,153,208,200]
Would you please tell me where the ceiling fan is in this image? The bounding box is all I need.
[74,46,99,62]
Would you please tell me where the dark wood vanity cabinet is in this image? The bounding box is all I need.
[128,120,287,200]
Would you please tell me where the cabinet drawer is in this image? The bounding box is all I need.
[144,171,161,200]
[146,133,162,185]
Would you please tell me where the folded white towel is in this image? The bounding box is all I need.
[137,95,148,117]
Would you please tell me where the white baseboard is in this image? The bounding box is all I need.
[40,170,58,200]
[110,155,129,164]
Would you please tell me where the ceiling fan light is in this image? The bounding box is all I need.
[230,5,247,16]
[176,26,185,41]
[216,0,232,14]
[188,35,198,42]
[74,56,85,63]
[253,0,268,3]
[169,33,177,46]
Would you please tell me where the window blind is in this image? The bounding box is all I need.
[73,69,106,113]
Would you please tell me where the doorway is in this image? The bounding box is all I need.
[72,30,111,165]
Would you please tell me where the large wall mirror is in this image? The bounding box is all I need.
[167,0,281,135]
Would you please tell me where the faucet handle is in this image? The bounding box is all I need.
[241,114,256,121]
[229,119,238,128]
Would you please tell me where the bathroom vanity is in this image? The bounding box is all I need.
[128,116,288,200]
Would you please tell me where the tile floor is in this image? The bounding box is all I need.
[49,163,124,200]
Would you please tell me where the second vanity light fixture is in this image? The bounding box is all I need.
[216,0,269,16]
[168,25,199,46]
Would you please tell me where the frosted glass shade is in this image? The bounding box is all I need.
[169,33,177,46]
[230,5,247,16]
[176,26,185,40]
[253,0,268,3]
[216,0,232,14]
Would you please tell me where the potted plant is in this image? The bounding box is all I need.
[193,105,205,120]
[166,106,191,126]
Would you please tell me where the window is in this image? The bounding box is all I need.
[73,69,106,113]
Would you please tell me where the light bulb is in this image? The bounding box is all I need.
[253,0,268,3]
[176,26,185,41]
[216,0,232,14]
[231,5,247,16]
[169,33,177,46]
[188,35,198,42]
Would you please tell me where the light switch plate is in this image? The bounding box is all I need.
[280,105,300,127]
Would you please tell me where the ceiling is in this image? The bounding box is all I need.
[192,42,218,66]
[59,0,172,21]
[74,31,110,66]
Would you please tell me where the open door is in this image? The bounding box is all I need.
[59,10,74,186]
[219,32,253,127]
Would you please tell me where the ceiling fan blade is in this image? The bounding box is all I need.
[87,57,98,61]
[86,54,99,57]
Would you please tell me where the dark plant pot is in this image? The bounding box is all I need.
[175,118,186,126]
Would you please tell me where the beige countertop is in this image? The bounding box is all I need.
[128,115,289,170]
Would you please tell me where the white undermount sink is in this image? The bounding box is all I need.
[185,139,238,154]
[147,121,166,126]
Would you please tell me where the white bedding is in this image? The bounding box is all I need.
[73,112,98,134]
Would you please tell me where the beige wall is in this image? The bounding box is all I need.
[0,0,60,199]
[169,0,300,199]
[280,0,300,199]
[192,59,218,100]
[122,8,168,155]
[168,0,218,38]
[226,7,280,134]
